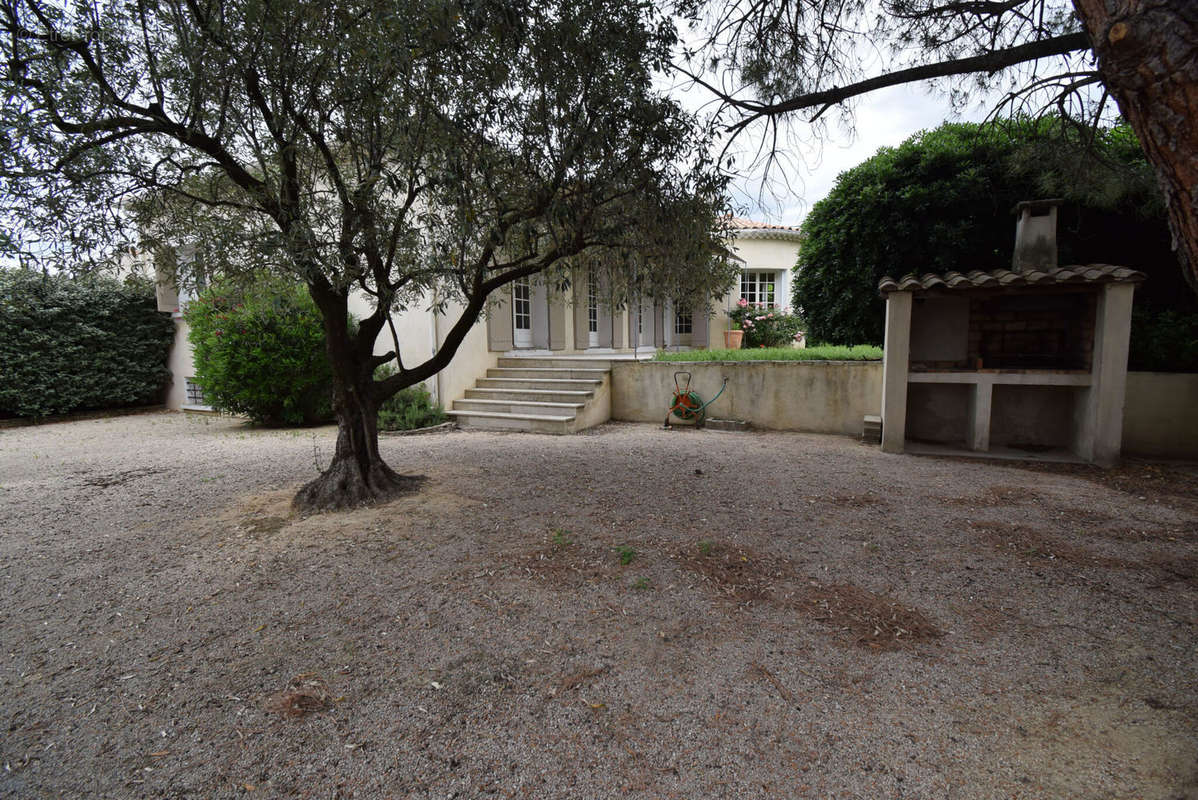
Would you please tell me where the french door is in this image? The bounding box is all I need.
[512,277,533,348]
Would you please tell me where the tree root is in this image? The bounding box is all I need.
[292,455,424,513]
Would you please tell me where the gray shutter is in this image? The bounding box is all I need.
[549,287,567,351]
[653,303,666,348]
[692,300,709,349]
[572,272,588,348]
[531,278,550,349]
[487,288,514,351]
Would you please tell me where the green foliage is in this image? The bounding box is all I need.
[550,529,573,548]
[653,345,882,362]
[0,269,174,419]
[728,298,805,347]
[617,545,637,565]
[374,366,448,431]
[184,278,334,426]
[794,120,1187,346]
[1128,309,1198,373]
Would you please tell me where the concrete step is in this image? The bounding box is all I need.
[498,357,614,370]
[447,409,574,434]
[465,387,596,404]
[454,398,586,415]
[487,367,610,380]
[475,377,602,391]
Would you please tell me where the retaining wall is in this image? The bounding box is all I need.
[1122,371,1198,459]
[611,360,883,436]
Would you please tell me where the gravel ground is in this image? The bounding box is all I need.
[1,411,1195,800]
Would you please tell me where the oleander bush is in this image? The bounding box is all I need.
[795,119,1190,346]
[0,269,175,418]
[185,277,336,425]
[727,298,805,348]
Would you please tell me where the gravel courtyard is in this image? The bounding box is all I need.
[1,411,1195,799]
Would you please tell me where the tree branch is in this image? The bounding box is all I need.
[724,30,1092,133]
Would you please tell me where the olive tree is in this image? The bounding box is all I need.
[1,0,733,511]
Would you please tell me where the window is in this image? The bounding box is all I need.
[587,274,598,334]
[674,309,692,335]
[512,277,531,330]
[185,378,207,406]
[740,271,777,306]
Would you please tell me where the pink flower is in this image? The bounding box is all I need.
[736,298,749,307]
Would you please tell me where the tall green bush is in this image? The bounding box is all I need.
[0,269,175,418]
[185,278,335,425]
[794,120,1190,347]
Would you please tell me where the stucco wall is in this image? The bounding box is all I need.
[164,316,195,410]
[611,360,882,436]
[348,291,496,407]
[1122,372,1198,458]
[434,299,498,406]
[708,237,802,349]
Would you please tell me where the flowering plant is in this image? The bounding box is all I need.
[728,298,805,348]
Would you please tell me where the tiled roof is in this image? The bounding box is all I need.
[878,264,1146,295]
[729,217,801,232]
[728,217,803,241]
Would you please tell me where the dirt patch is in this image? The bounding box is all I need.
[971,519,1141,570]
[675,541,792,603]
[265,673,334,718]
[829,492,889,508]
[1005,459,1198,505]
[517,541,618,588]
[78,467,163,488]
[939,484,1045,508]
[795,584,944,650]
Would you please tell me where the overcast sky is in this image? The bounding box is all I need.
[672,80,990,230]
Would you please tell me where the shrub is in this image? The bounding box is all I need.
[1128,308,1198,373]
[728,298,804,347]
[0,269,175,418]
[185,277,335,425]
[794,120,1190,345]
[374,365,447,431]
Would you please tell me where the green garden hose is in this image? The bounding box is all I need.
[664,372,728,429]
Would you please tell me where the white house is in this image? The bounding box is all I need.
[158,217,803,431]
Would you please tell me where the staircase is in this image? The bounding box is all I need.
[447,356,614,434]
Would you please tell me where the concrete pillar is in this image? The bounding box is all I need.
[1078,282,1135,465]
[967,381,993,452]
[880,291,912,453]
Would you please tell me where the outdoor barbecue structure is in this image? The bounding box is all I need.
[877,199,1145,465]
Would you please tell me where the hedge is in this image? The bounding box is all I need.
[0,269,175,418]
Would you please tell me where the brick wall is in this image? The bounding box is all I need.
[966,291,1095,370]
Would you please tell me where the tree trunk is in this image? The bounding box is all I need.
[293,286,421,514]
[1074,0,1198,293]
[292,376,419,513]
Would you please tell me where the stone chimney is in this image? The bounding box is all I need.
[1012,198,1063,272]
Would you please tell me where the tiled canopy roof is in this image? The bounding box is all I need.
[878,264,1146,296]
